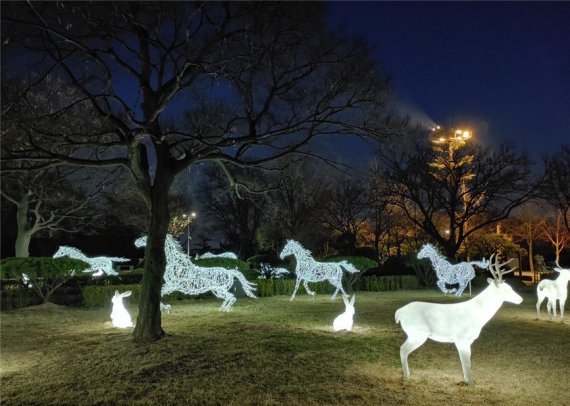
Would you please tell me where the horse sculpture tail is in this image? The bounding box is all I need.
[108,257,130,262]
[230,268,257,298]
[338,260,359,274]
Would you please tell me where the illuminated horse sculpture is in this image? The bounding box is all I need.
[417,243,489,297]
[134,235,256,311]
[53,246,129,276]
[279,239,359,301]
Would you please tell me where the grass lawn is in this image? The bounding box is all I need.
[1,289,569,405]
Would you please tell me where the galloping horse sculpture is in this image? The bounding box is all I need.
[135,235,256,311]
[279,240,359,301]
[53,246,129,276]
[417,243,489,297]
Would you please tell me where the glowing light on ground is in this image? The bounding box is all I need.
[395,254,522,386]
[53,246,128,276]
[417,243,488,296]
[135,235,256,311]
[279,240,359,301]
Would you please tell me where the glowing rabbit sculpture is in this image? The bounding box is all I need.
[333,294,356,332]
[111,290,134,328]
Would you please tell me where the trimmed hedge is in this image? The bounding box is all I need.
[354,275,422,291]
[256,275,422,297]
[81,284,142,309]
[321,256,378,272]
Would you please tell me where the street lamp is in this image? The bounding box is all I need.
[182,212,197,256]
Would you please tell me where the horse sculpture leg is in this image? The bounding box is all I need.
[290,278,302,301]
[437,280,451,294]
[455,280,468,297]
[331,282,347,301]
[303,281,316,297]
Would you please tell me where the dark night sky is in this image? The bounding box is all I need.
[328,2,570,158]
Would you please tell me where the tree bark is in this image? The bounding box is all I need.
[132,160,174,342]
[15,194,32,257]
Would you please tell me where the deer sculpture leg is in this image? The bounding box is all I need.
[455,341,474,386]
[400,334,428,382]
[548,299,557,319]
[536,293,546,319]
[560,298,566,319]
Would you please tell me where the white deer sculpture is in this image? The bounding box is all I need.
[536,263,570,320]
[395,254,522,386]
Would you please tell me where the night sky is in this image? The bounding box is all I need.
[328,2,570,157]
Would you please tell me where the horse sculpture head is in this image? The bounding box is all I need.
[135,234,182,253]
[53,246,79,258]
[417,243,436,260]
[279,239,308,260]
[134,236,147,249]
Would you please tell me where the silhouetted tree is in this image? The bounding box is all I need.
[2,2,393,341]
[378,140,534,257]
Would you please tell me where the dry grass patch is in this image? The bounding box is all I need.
[1,290,569,405]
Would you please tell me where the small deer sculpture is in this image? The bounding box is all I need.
[536,263,570,320]
[395,254,522,386]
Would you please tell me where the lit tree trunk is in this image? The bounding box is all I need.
[528,240,535,274]
[15,192,32,257]
[132,154,174,342]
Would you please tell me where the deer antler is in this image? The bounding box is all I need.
[488,253,516,282]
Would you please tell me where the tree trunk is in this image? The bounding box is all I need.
[15,230,32,258]
[132,166,173,342]
[15,195,32,257]
[528,240,534,273]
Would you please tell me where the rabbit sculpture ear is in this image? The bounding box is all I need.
[121,291,132,297]
[350,294,355,306]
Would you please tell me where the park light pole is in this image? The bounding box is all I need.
[182,212,197,256]
[429,125,475,255]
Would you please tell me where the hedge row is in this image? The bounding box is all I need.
[255,275,422,297]
[354,275,422,291]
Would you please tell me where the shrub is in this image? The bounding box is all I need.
[256,279,335,297]
[355,275,422,292]
[81,284,142,308]
[0,257,89,303]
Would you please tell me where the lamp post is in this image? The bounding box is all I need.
[429,125,474,258]
[182,212,197,256]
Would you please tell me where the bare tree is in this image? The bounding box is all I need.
[542,210,570,264]
[506,202,545,275]
[1,169,111,257]
[378,140,534,257]
[541,145,570,232]
[321,177,371,254]
[197,164,265,258]
[1,3,393,341]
